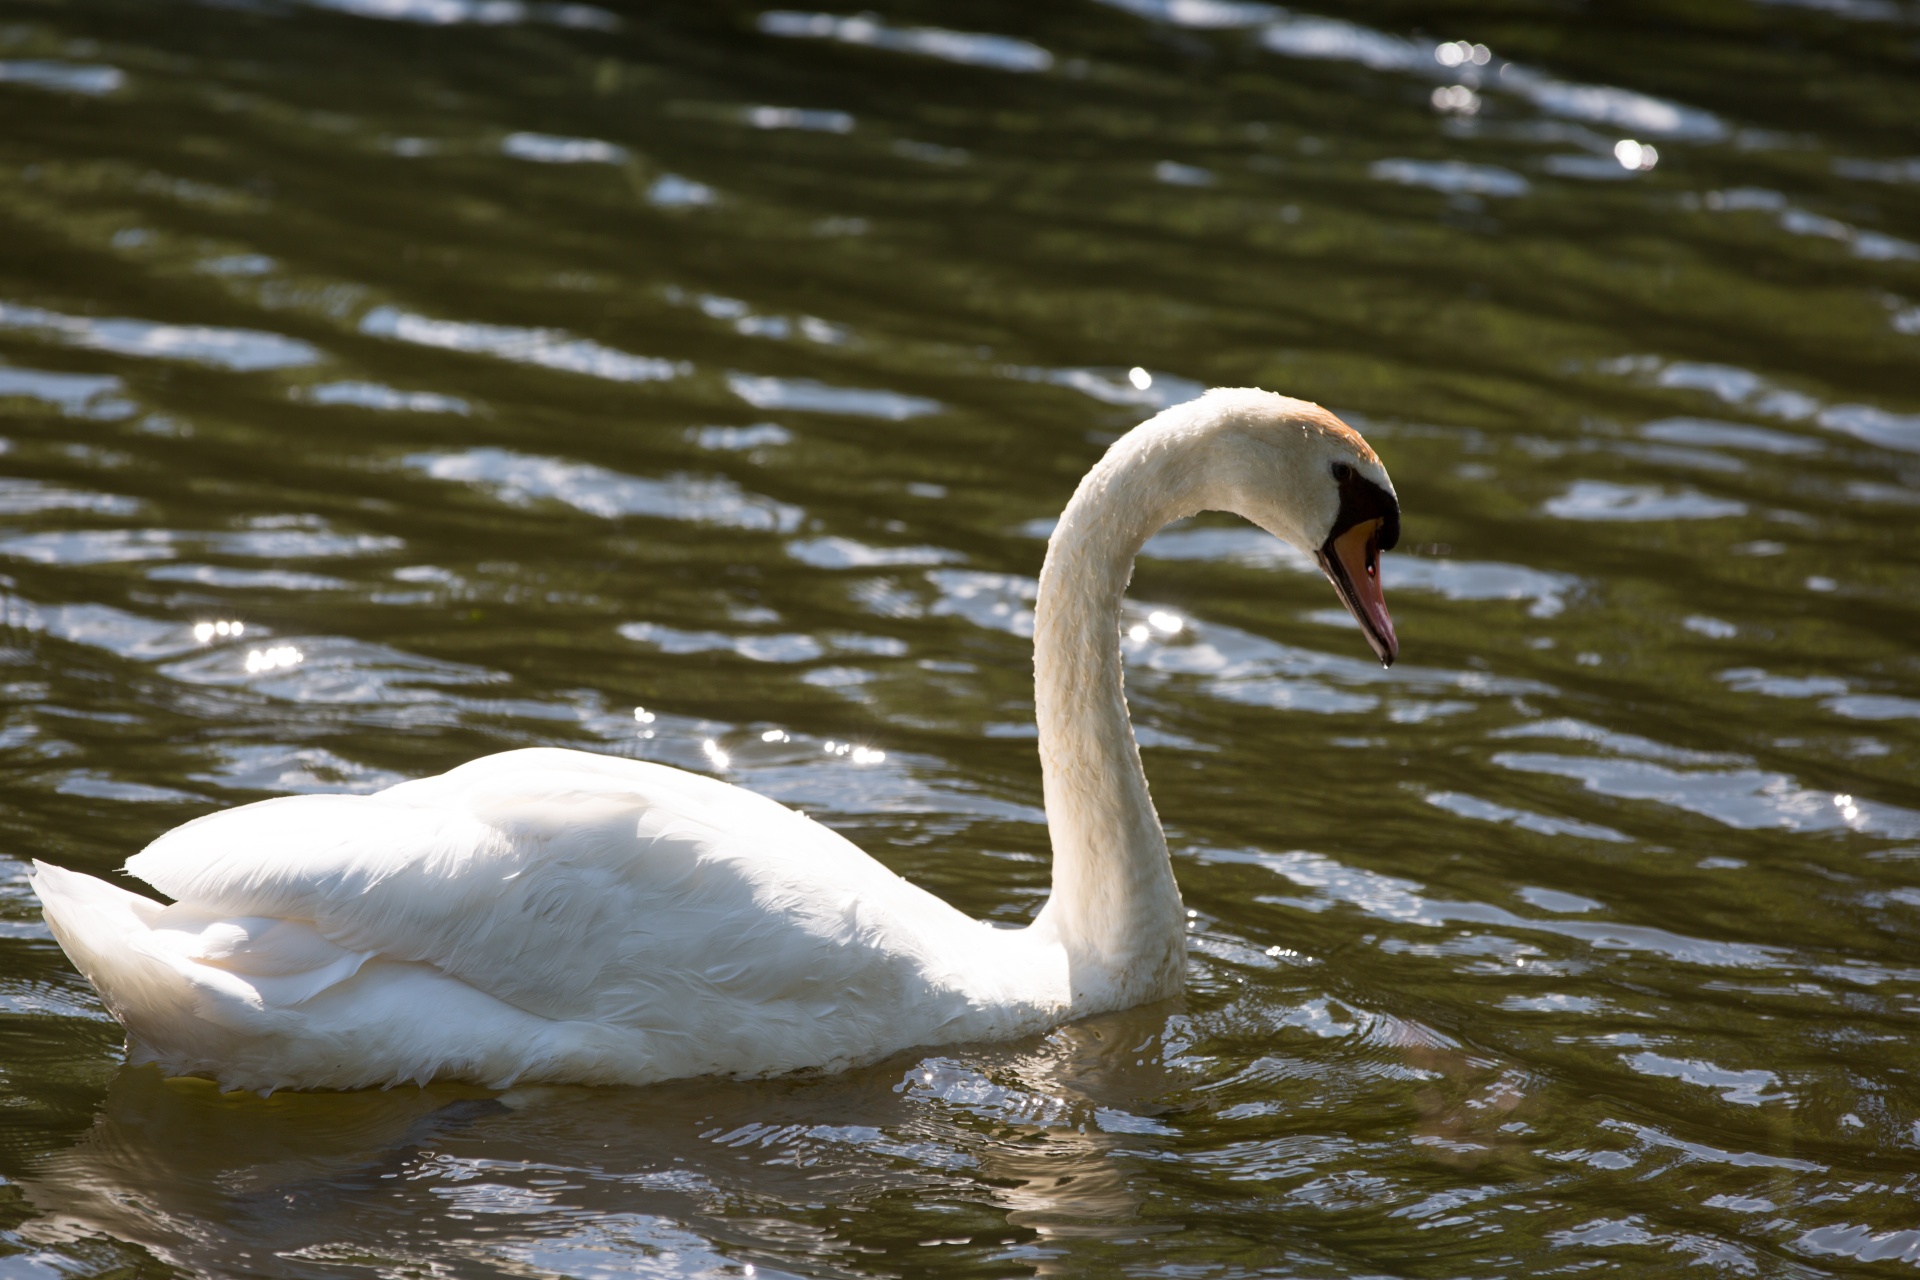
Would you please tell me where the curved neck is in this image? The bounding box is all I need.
[1031,427,1204,1012]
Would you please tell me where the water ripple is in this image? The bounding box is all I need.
[1623,1051,1787,1106]
[501,132,627,165]
[145,564,353,591]
[1493,750,1920,838]
[0,528,176,565]
[727,372,940,419]
[758,11,1054,74]
[1425,789,1631,842]
[1544,480,1746,521]
[296,0,616,28]
[407,447,803,532]
[360,307,684,383]
[1638,416,1822,455]
[1259,14,1723,139]
[0,59,124,95]
[0,481,139,517]
[208,517,403,559]
[1371,158,1529,197]
[1008,364,1207,411]
[1215,845,1784,967]
[0,366,136,418]
[1096,0,1280,30]
[162,634,498,706]
[194,743,410,794]
[786,536,960,569]
[0,302,321,371]
[298,381,471,414]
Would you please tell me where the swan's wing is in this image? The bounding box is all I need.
[124,748,958,1029]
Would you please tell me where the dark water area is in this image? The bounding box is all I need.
[1,0,1918,1274]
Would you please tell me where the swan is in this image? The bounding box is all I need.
[31,387,1400,1092]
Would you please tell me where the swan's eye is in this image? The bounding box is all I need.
[1331,461,1355,483]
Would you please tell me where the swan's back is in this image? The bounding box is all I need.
[36,749,1065,1091]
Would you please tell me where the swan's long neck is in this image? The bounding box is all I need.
[1031,423,1208,1012]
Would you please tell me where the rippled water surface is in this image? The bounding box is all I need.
[2,0,1919,1274]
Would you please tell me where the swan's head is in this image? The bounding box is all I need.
[1182,388,1401,666]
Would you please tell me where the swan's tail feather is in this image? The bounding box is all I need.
[31,862,642,1092]
[30,861,199,1063]
[30,861,367,1078]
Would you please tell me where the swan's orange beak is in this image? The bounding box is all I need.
[1316,517,1397,667]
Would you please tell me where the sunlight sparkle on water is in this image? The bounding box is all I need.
[822,740,886,764]
[1434,41,1491,67]
[1615,139,1659,170]
[192,620,244,642]
[243,645,301,673]
[1128,366,1152,390]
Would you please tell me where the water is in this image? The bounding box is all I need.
[1,0,1917,1273]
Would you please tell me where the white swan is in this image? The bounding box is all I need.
[32,387,1400,1092]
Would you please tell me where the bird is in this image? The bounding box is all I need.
[32,387,1400,1093]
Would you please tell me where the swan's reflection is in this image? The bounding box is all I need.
[19,1005,1194,1277]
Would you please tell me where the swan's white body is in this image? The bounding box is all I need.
[33,388,1398,1092]
[33,752,1065,1089]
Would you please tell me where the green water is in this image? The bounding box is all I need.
[1,0,1918,1274]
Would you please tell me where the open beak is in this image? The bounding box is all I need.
[1315,518,1398,667]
